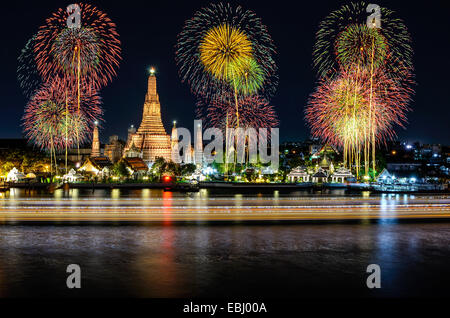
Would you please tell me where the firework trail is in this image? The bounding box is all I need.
[306,66,413,174]
[17,35,42,98]
[198,94,278,166]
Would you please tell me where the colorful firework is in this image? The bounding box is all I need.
[176,2,277,100]
[22,79,102,152]
[309,2,414,177]
[34,3,121,89]
[306,67,412,173]
[228,58,265,96]
[199,24,253,83]
[335,23,388,71]
[313,1,413,80]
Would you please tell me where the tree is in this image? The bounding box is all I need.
[165,161,181,176]
[181,163,196,176]
[0,147,49,175]
[112,161,129,179]
[152,157,167,178]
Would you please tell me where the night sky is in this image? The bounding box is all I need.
[1,0,449,144]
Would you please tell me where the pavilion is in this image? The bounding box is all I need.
[287,167,310,183]
[330,167,354,183]
[311,168,328,183]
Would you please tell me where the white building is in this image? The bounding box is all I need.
[6,168,26,182]
[330,167,354,183]
[288,167,310,183]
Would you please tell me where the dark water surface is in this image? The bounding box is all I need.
[1,223,450,298]
[1,189,450,298]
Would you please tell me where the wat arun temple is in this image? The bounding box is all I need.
[122,71,172,162]
[82,70,175,166]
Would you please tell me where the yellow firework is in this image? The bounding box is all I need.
[199,24,253,82]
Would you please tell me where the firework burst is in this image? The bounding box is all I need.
[306,67,412,170]
[199,24,253,83]
[309,2,414,177]
[228,58,265,96]
[313,1,413,80]
[176,2,277,100]
[23,78,102,152]
[34,3,121,89]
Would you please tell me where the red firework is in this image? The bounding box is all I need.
[306,66,413,148]
[23,78,102,151]
[197,94,279,134]
[34,3,121,89]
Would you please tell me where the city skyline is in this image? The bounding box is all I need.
[1,0,449,146]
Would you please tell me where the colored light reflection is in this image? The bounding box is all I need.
[163,191,173,225]
[111,189,120,200]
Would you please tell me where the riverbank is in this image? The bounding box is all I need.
[2,181,449,194]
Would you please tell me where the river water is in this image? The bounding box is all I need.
[0,188,449,298]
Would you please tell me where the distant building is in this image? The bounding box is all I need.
[287,167,310,183]
[330,167,354,183]
[311,168,328,183]
[79,157,112,177]
[311,144,339,159]
[386,162,422,171]
[124,142,143,159]
[171,121,178,153]
[65,147,92,164]
[104,135,125,163]
[6,167,26,182]
[377,168,421,184]
[123,157,148,177]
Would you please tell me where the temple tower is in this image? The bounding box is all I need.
[123,70,172,162]
[127,125,136,145]
[194,121,203,167]
[91,123,100,157]
[171,121,178,152]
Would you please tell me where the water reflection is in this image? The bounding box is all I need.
[163,191,173,225]
[0,223,449,297]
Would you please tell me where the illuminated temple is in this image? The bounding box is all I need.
[123,71,172,162]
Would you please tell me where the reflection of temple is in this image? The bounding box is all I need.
[123,73,172,162]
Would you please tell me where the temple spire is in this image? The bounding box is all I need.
[91,122,100,157]
[123,67,172,162]
[171,121,178,147]
[145,71,159,104]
